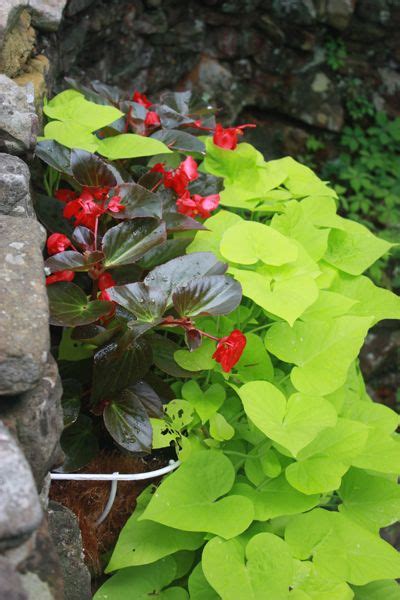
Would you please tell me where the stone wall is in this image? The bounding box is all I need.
[0,2,90,598]
[56,0,400,157]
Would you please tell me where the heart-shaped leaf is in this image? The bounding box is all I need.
[238,381,337,456]
[172,275,242,317]
[181,381,225,423]
[110,183,162,220]
[103,219,167,268]
[140,451,254,538]
[47,282,113,327]
[92,333,152,403]
[202,533,293,600]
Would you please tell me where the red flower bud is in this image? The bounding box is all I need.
[212,329,247,372]
[145,110,161,127]
[98,272,116,291]
[46,233,72,255]
[46,270,75,285]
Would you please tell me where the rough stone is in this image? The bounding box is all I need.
[14,54,50,117]
[48,502,91,600]
[316,0,356,30]
[0,153,34,218]
[29,0,68,31]
[0,557,28,600]
[0,74,38,154]
[0,8,35,78]
[0,216,49,395]
[19,516,64,600]
[0,1,27,53]
[0,356,64,487]
[0,421,42,550]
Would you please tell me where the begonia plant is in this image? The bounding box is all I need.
[36,85,400,599]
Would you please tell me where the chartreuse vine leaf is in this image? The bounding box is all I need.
[352,580,400,599]
[188,563,219,600]
[43,120,100,152]
[102,219,166,267]
[47,282,113,327]
[270,156,337,198]
[271,200,330,261]
[94,555,188,600]
[290,564,354,599]
[331,273,400,324]
[174,339,215,372]
[265,316,373,395]
[172,275,242,317]
[202,533,293,600]
[238,381,337,457]
[97,133,172,160]
[351,427,400,474]
[106,488,203,572]
[43,89,123,129]
[339,468,400,531]
[140,451,254,538]
[181,381,225,423]
[340,398,399,435]
[232,474,319,521]
[324,217,393,276]
[286,509,400,586]
[234,333,274,382]
[230,268,319,325]
[187,210,243,259]
[220,221,298,266]
[300,291,358,321]
[285,418,369,494]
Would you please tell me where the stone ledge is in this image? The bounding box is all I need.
[0,153,34,217]
[0,215,49,395]
[0,74,37,154]
[0,421,42,550]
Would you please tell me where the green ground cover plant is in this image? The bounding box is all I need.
[36,85,400,599]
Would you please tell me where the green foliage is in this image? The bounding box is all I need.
[39,85,400,598]
[324,36,347,71]
[97,134,400,599]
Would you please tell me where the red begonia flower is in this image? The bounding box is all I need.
[107,195,125,213]
[132,91,152,108]
[145,110,161,127]
[63,191,104,230]
[176,191,219,219]
[161,156,199,195]
[55,189,78,203]
[213,123,256,150]
[90,187,110,202]
[46,233,72,255]
[46,270,75,285]
[212,329,247,372]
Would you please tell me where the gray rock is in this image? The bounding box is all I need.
[0,216,49,395]
[315,0,355,30]
[0,75,38,155]
[0,557,28,600]
[0,1,26,51]
[29,0,67,31]
[48,502,91,600]
[0,356,64,487]
[0,421,42,550]
[0,153,34,217]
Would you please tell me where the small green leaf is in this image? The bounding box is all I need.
[182,381,225,423]
[43,120,100,152]
[47,282,113,327]
[209,413,234,441]
[174,339,216,372]
[188,563,219,600]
